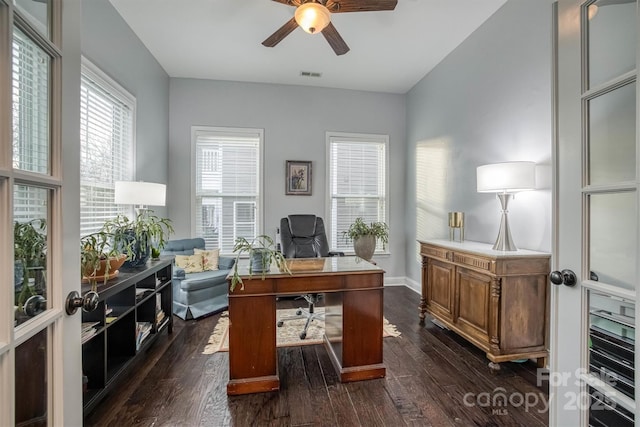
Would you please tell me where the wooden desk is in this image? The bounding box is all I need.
[226,256,385,395]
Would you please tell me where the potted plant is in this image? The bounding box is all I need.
[343,217,389,261]
[102,211,174,268]
[80,230,129,288]
[230,235,290,291]
[14,219,47,311]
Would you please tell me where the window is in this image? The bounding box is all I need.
[193,127,262,253]
[327,132,389,253]
[79,59,135,236]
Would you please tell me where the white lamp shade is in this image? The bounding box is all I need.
[295,3,331,34]
[476,162,536,193]
[114,181,166,206]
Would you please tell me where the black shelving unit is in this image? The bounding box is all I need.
[81,258,173,416]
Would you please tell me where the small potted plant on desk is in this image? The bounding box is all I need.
[102,210,173,268]
[343,217,389,261]
[230,234,290,291]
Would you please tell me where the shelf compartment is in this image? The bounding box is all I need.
[137,297,156,323]
[156,264,171,284]
[106,312,135,381]
[82,331,105,391]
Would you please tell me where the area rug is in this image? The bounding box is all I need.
[203,308,401,354]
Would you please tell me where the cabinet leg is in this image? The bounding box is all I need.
[488,361,501,374]
[536,357,546,368]
[419,298,426,325]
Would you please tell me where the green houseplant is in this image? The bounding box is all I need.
[343,217,389,261]
[14,219,47,310]
[101,211,174,268]
[230,235,290,292]
[80,230,129,287]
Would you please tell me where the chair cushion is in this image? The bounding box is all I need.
[194,248,220,271]
[175,254,204,273]
[287,214,318,237]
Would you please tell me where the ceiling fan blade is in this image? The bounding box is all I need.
[321,22,350,56]
[326,0,397,13]
[262,17,299,48]
[270,0,303,5]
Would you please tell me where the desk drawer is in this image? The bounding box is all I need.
[275,275,338,294]
[452,252,493,273]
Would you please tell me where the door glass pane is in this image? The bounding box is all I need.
[12,28,50,174]
[14,0,49,38]
[587,0,636,88]
[588,82,636,185]
[587,290,635,418]
[14,185,48,327]
[15,328,48,427]
[589,192,636,291]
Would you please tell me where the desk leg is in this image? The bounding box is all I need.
[324,289,385,382]
[227,295,279,395]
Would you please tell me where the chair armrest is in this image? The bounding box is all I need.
[173,268,186,279]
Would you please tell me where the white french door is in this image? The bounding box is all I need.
[0,0,82,425]
[554,0,638,425]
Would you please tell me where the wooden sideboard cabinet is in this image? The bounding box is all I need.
[419,239,550,370]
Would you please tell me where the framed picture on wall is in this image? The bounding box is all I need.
[285,160,312,195]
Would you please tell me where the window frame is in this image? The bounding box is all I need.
[79,56,136,236]
[191,126,264,254]
[325,131,390,255]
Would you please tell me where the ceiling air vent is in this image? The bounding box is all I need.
[300,71,322,78]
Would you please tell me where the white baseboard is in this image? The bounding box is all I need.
[383,276,421,295]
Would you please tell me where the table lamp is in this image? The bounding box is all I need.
[114,181,166,214]
[476,162,536,251]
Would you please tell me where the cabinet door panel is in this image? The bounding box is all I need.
[456,267,491,340]
[426,259,455,321]
[500,275,547,350]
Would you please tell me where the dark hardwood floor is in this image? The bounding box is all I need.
[85,286,549,427]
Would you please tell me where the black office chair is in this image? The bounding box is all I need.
[278,214,341,339]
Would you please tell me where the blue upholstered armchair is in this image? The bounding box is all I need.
[162,238,234,320]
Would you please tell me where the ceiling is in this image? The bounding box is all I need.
[109,0,507,94]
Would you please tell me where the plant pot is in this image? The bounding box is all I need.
[250,249,271,273]
[353,235,377,261]
[122,230,151,268]
[82,254,127,283]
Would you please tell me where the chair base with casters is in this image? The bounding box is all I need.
[278,214,342,340]
[277,294,324,340]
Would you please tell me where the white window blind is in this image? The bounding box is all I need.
[328,133,388,253]
[12,27,50,175]
[80,60,135,236]
[194,128,262,253]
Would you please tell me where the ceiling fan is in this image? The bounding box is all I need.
[262,0,398,56]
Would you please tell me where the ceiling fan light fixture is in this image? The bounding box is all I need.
[295,3,331,34]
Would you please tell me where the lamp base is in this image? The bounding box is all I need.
[492,193,518,251]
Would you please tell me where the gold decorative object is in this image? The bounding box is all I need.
[448,212,464,242]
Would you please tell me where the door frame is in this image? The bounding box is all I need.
[0,0,83,425]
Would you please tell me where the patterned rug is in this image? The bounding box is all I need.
[203,307,401,354]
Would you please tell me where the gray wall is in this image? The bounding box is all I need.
[82,0,170,217]
[168,79,406,278]
[405,0,555,289]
